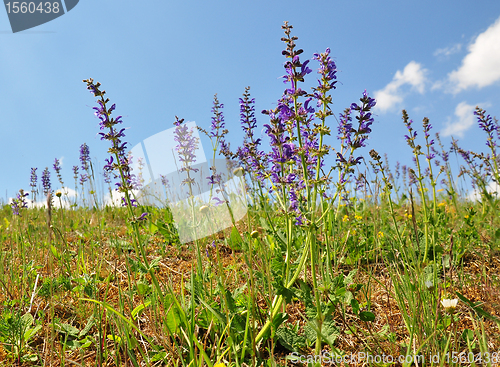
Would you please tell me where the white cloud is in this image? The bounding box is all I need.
[434,43,462,57]
[374,61,427,113]
[447,16,500,92]
[441,101,478,138]
[9,187,78,209]
[468,181,500,201]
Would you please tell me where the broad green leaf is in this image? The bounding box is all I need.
[359,311,375,322]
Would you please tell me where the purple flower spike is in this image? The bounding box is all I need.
[42,167,51,195]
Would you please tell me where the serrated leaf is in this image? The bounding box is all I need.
[57,323,79,336]
[344,269,357,285]
[321,318,339,346]
[148,257,162,271]
[276,286,294,304]
[276,326,306,352]
[304,317,339,346]
[297,280,315,319]
[304,320,318,344]
[344,290,354,305]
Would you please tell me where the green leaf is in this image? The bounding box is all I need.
[56,322,79,337]
[297,280,315,319]
[78,315,95,338]
[224,289,238,314]
[321,318,340,346]
[230,226,242,250]
[456,291,500,322]
[276,326,306,352]
[24,324,41,342]
[164,301,182,334]
[50,245,61,260]
[351,299,360,315]
[148,257,162,271]
[132,301,151,321]
[149,222,158,234]
[272,312,288,331]
[304,317,339,347]
[495,228,500,240]
[20,312,33,329]
[359,311,375,322]
[136,281,151,296]
[107,334,122,343]
[461,328,474,342]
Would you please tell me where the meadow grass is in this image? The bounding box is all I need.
[1,22,500,367]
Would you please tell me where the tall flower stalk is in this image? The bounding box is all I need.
[30,168,38,205]
[255,23,377,355]
[403,110,431,264]
[83,79,160,300]
[173,116,204,274]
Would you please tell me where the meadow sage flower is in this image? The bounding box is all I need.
[42,167,51,196]
[173,116,200,187]
[84,78,139,208]
[11,189,28,216]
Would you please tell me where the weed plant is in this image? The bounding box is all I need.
[1,22,500,366]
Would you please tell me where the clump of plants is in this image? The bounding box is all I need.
[1,21,499,367]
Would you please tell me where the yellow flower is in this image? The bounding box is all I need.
[342,215,349,222]
[351,229,356,236]
[438,202,445,207]
[464,214,469,219]
[214,364,226,367]
[437,188,444,192]
[355,215,362,221]
[377,231,384,238]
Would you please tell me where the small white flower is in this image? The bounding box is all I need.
[441,298,458,313]
[425,281,434,291]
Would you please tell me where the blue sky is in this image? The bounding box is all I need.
[1,0,500,204]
